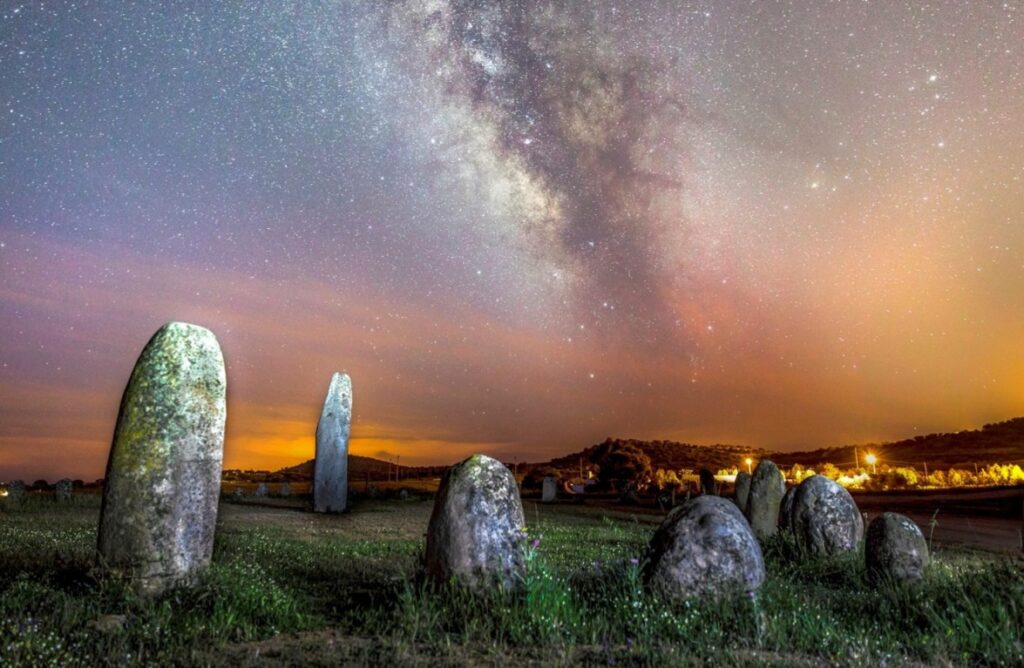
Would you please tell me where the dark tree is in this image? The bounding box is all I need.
[591,439,652,492]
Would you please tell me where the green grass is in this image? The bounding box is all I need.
[1,495,1022,666]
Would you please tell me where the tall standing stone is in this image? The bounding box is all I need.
[425,454,526,590]
[699,468,717,495]
[790,475,864,557]
[541,476,557,503]
[734,472,751,510]
[97,322,226,596]
[745,460,785,542]
[314,372,352,513]
[865,512,930,584]
[645,495,765,601]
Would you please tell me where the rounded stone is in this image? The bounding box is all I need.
[425,454,526,590]
[745,460,785,542]
[778,486,796,530]
[734,472,751,510]
[645,495,765,601]
[55,478,73,501]
[865,512,930,583]
[279,483,291,497]
[97,322,226,596]
[541,476,557,503]
[790,475,864,556]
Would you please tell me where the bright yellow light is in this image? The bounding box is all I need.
[744,458,753,465]
[0,489,7,498]
[865,454,877,466]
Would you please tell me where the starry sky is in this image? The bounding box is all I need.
[2,1,1023,481]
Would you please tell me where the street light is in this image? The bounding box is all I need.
[744,457,753,475]
[865,453,877,474]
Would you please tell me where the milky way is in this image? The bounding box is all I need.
[1,1,1023,479]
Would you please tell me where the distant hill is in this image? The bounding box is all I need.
[773,417,1024,470]
[525,438,772,477]
[271,454,447,482]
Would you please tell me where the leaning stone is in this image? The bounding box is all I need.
[734,472,751,510]
[425,454,526,590]
[255,483,268,497]
[865,512,929,583]
[645,495,765,600]
[541,476,557,503]
[790,475,864,556]
[97,322,227,597]
[279,483,291,497]
[778,486,796,530]
[745,460,785,542]
[699,468,717,495]
[314,373,352,513]
[55,478,73,502]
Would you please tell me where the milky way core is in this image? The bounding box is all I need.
[2,1,1023,479]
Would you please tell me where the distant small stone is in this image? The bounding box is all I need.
[865,512,930,583]
[314,373,352,513]
[734,472,751,509]
[97,322,227,597]
[790,475,864,556]
[87,614,127,634]
[699,468,717,495]
[279,483,291,497]
[745,460,785,542]
[55,478,73,502]
[778,486,796,530]
[398,488,409,500]
[645,495,765,600]
[233,486,244,498]
[255,483,269,497]
[2,480,26,502]
[425,454,526,590]
[541,476,557,503]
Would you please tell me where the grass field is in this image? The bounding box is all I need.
[1,494,1022,666]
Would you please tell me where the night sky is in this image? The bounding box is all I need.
[2,2,1023,481]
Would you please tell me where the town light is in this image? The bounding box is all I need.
[744,457,753,475]
[865,453,877,474]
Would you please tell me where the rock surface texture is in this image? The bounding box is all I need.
[745,460,785,541]
[645,495,765,601]
[790,475,864,556]
[541,476,557,503]
[314,372,352,513]
[865,512,930,583]
[734,472,751,511]
[97,322,227,596]
[425,454,526,590]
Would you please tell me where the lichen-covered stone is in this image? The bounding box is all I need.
[97,322,226,597]
[314,372,351,513]
[790,475,864,556]
[734,472,751,510]
[541,476,557,503]
[645,495,765,600]
[425,454,526,590]
[778,486,796,530]
[865,512,930,583]
[55,478,73,501]
[745,460,785,542]
[699,468,717,495]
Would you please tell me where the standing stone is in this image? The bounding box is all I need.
[97,322,226,596]
[55,478,73,502]
[2,480,26,502]
[233,486,245,498]
[425,454,526,590]
[279,483,291,497]
[314,372,352,513]
[745,460,785,542]
[699,468,717,495]
[541,476,557,503]
[865,512,930,583]
[778,486,796,530]
[645,495,765,601]
[734,472,751,510]
[255,483,269,497]
[790,475,864,557]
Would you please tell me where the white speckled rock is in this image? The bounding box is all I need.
[97,322,226,596]
[646,495,765,600]
[865,512,930,583]
[745,460,785,542]
[790,475,864,556]
[425,454,526,590]
[541,476,557,503]
[314,373,352,513]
